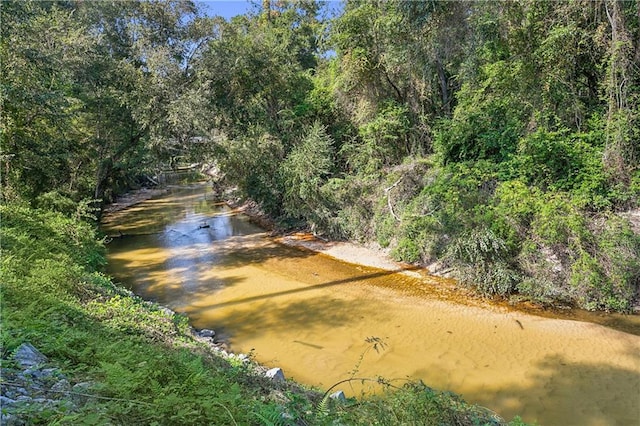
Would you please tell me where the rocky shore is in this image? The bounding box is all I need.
[1,344,96,425]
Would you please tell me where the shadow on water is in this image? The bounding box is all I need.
[483,349,640,425]
[187,294,380,336]
[197,266,420,310]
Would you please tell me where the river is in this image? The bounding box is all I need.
[101,183,640,426]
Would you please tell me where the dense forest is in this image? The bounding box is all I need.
[2,0,639,315]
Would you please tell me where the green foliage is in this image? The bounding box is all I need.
[281,122,335,225]
[433,81,525,164]
[1,0,207,204]
[447,228,519,297]
[568,216,640,312]
[0,203,288,424]
[218,132,286,216]
[343,102,411,173]
[334,382,508,426]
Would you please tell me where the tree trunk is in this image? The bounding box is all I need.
[435,57,450,115]
[94,158,113,204]
[603,0,635,184]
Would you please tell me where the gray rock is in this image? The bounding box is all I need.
[159,307,175,317]
[15,387,29,396]
[329,390,346,402]
[1,412,24,426]
[33,397,56,405]
[0,395,16,407]
[51,379,71,393]
[197,329,216,339]
[13,343,47,369]
[265,367,285,382]
[24,367,60,380]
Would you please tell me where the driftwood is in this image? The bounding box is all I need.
[145,175,159,186]
[384,176,404,222]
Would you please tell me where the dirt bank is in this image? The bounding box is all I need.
[102,187,169,214]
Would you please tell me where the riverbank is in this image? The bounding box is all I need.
[224,193,640,337]
[102,186,169,214]
[2,200,522,425]
[105,183,640,333]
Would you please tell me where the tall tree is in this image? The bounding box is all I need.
[603,0,639,186]
[1,1,94,200]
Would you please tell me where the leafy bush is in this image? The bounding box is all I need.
[280,122,336,229]
[447,228,519,296]
[219,132,286,217]
[433,80,525,164]
[568,216,640,312]
[339,102,412,174]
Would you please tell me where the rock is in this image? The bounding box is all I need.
[329,390,346,402]
[0,396,16,407]
[32,397,56,406]
[23,367,60,380]
[159,307,175,317]
[1,412,24,426]
[265,367,285,382]
[4,387,28,399]
[197,329,216,339]
[13,343,47,369]
[51,379,71,394]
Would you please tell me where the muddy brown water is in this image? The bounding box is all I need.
[102,183,640,426]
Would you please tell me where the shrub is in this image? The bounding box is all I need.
[570,215,640,312]
[531,192,588,246]
[447,228,519,296]
[280,122,335,228]
[433,80,525,164]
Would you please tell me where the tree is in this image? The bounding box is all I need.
[198,0,322,214]
[1,1,94,200]
[603,0,639,186]
[1,0,207,206]
[281,122,334,225]
[77,0,205,203]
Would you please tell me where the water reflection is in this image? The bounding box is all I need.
[103,183,640,426]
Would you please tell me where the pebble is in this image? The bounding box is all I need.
[265,367,285,382]
[329,390,346,402]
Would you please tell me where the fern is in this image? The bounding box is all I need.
[254,405,293,426]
